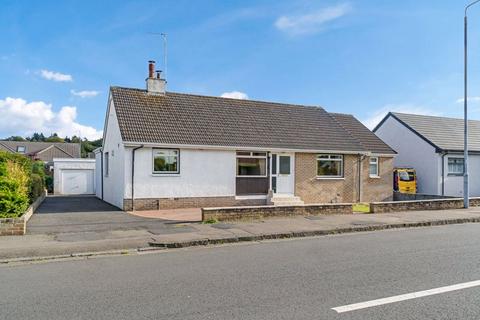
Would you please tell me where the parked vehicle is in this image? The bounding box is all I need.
[393,168,417,194]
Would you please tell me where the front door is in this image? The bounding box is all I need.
[271,153,294,195]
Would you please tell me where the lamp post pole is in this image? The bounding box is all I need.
[464,1,480,208]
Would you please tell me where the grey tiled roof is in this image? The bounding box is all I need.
[0,141,81,161]
[111,86,394,154]
[382,112,480,152]
[330,113,396,154]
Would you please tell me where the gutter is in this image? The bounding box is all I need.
[131,145,144,211]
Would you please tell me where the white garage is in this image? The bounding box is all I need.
[53,158,96,195]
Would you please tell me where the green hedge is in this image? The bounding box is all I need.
[0,151,45,218]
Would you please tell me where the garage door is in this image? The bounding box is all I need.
[61,169,94,195]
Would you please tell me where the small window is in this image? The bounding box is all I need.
[153,149,179,174]
[16,146,25,153]
[104,152,109,177]
[317,154,343,178]
[279,156,291,174]
[448,157,464,175]
[236,151,267,177]
[369,157,379,177]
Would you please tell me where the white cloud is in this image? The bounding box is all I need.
[221,91,249,99]
[456,96,480,104]
[71,90,100,98]
[0,97,102,140]
[275,3,352,36]
[39,69,73,82]
[362,104,441,130]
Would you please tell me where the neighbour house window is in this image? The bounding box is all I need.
[369,157,379,177]
[317,154,343,178]
[104,152,109,177]
[448,157,464,175]
[16,146,25,153]
[236,151,267,177]
[153,149,179,174]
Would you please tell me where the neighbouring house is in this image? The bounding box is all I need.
[374,112,480,197]
[0,141,81,165]
[96,61,396,211]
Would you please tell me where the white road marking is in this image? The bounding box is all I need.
[332,279,480,313]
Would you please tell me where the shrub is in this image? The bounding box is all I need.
[0,160,30,218]
[45,175,53,194]
[0,151,45,218]
[30,173,45,200]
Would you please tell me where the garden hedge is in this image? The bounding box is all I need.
[0,151,45,218]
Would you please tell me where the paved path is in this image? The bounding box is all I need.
[2,223,480,319]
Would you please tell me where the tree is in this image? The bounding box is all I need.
[44,133,64,143]
[4,136,26,141]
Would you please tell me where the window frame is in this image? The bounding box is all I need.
[447,157,464,176]
[369,157,379,178]
[152,148,180,175]
[104,152,109,177]
[236,151,268,178]
[316,154,344,178]
[16,146,26,153]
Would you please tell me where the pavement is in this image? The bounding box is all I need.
[3,195,480,262]
[2,223,480,319]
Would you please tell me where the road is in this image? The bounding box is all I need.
[2,223,480,319]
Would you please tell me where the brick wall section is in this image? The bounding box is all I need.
[0,217,25,236]
[202,203,353,222]
[371,197,480,213]
[295,154,357,203]
[124,196,267,211]
[361,157,394,202]
[295,153,393,204]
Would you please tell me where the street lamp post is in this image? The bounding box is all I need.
[463,1,480,208]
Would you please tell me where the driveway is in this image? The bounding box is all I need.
[27,196,196,238]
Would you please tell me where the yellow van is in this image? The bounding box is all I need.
[393,168,417,194]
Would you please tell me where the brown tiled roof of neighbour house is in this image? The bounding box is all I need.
[110,86,395,155]
[0,141,81,162]
[330,113,396,155]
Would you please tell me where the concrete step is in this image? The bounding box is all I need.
[271,196,305,206]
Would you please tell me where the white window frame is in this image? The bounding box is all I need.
[447,157,464,176]
[16,146,25,153]
[236,151,268,178]
[152,148,180,174]
[369,157,379,178]
[316,154,344,178]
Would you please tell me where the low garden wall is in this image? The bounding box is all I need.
[371,197,480,213]
[0,191,46,236]
[202,203,352,222]
[393,192,455,201]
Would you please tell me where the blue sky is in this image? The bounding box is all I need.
[0,0,479,139]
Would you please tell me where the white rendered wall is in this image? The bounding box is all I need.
[375,116,440,195]
[53,158,96,195]
[101,99,125,209]
[443,154,480,197]
[124,148,236,199]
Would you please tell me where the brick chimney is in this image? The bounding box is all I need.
[146,60,166,95]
